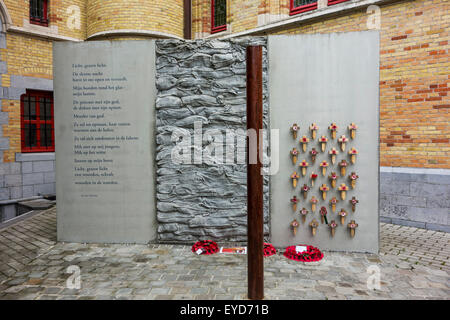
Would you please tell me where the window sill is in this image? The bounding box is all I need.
[205,25,232,39]
[16,152,55,162]
[211,25,227,34]
[30,19,48,27]
[328,0,350,5]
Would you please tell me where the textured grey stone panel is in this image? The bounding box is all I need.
[9,186,22,200]
[380,169,450,231]
[1,204,16,222]
[155,38,269,243]
[22,173,44,186]
[410,182,449,198]
[22,186,34,198]
[8,75,53,100]
[424,174,450,185]
[390,218,426,229]
[426,223,450,233]
[391,172,418,182]
[0,137,9,150]
[34,183,55,196]
[0,61,7,73]
[389,195,426,208]
[407,207,447,225]
[380,204,409,220]
[0,33,6,49]
[10,162,21,175]
[268,32,380,253]
[0,163,10,175]
[380,216,392,223]
[0,187,9,201]
[381,180,410,196]
[43,171,55,184]
[5,174,22,187]
[0,110,8,125]
[21,162,33,174]
[32,160,54,173]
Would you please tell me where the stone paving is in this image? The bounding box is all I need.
[0,209,56,283]
[0,207,448,300]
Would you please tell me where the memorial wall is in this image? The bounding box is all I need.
[54,33,380,252]
[269,32,380,253]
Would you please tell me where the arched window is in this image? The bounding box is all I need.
[30,0,48,26]
[211,0,226,34]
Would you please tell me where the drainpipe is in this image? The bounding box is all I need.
[184,0,192,40]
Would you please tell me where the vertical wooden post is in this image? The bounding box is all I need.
[184,0,192,40]
[246,46,264,300]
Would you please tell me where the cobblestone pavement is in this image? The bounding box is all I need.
[0,209,56,283]
[380,223,450,272]
[0,207,448,300]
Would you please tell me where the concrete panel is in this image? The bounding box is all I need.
[268,32,380,253]
[54,41,157,244]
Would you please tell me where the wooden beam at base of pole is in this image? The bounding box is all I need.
[246,45,264,300]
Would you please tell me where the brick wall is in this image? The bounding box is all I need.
[1,33,53,163]
[4,0,87,40]
[86,0,184,39]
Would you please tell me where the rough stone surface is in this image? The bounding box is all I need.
[155,38,269,242]
[380,169,450,232]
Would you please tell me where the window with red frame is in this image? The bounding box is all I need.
[20,91,54,153]
[328,0,350,5]
[290,0,318,16]
[30,0,48,26]
[211,0,227,34]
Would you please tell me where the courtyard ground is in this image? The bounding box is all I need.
[0,207,448,300]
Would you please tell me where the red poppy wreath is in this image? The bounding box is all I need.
[191,240,219,255]
[263,243,277,257]
[283,245,324,262]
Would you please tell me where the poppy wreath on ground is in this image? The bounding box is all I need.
[192,240,219,255]
[283,245,324,262]
[263,243,277,257]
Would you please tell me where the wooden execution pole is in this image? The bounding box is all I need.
[246,45,264,300]
[183,0,192,40]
